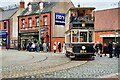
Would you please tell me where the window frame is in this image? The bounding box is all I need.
[28,18,32,28]
[21,19,25,29]
[43,16,47,26]
[35,17,39,27]
[4,22,7,29]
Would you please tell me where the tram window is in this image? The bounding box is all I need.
[89,31,93,42]
[72,34,77,42]
[80,32,87,42]
[72,31,78,42]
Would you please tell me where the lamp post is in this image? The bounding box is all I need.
[115,30,118,43]
[38,2,43,45]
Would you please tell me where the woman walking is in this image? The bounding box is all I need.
[53,44,56,53]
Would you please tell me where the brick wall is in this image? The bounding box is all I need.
[94,8,119,30]
[95,31,115,44]
[51,37,65,52]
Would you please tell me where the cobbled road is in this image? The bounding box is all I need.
[25,55,119,78]
[0,50,119,79]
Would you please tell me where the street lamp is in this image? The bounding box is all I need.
[38,2,43,45]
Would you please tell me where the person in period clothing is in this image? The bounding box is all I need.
[108,41,113,58]
[112,42,116,57]
[53,44,56,53]
[43,42,47,52]
[58,42,61,52]
[115,42,120,58]
[103,43,108,56]
[18,43,21,51]
[62,42,66,53]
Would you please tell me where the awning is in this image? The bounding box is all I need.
[100,34,120,38]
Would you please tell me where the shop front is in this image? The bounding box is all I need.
[0,30,8,49]
[100,34,120,44]
[19,32,39,49]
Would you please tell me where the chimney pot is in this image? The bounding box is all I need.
[20,0,25,8]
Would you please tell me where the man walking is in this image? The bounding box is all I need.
[108,41,113,58]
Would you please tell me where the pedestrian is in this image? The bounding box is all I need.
[43,42,47,52]
[39,43,43,52]
[30,42,35,52]
[115,42,120,58]
[95,41,102,57]
[99,43,103,57]
[62,42,66,53]
[103,43,108,56]
[108,41,113,58]
[112,42,116,57]
[95,42,99,55]
[18,43,20,51]
[53,44,56,53]
[58,42,61,52]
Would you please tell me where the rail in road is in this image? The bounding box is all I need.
[1,50,87,78]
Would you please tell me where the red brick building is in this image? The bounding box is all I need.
[18,1,74,51]
[94,8,120,44]
[0,0,25,49]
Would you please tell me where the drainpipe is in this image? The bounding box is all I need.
[50,12,52,51]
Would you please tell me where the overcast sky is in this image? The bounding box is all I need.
[0,0,120,10]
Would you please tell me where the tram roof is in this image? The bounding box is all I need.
[70,7,95,11]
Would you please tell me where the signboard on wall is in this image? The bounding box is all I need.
[55,13,65,25]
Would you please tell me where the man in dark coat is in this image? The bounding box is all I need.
[58,42,61,52]
[115,42,120,58]
[108,41,113,58]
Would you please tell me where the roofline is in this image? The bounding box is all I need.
[94,7,120,12]
[18,11,51,17]
[18,13,38,17]
[70,7,96,10]
[0,19,9,22]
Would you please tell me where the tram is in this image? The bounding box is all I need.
[65,7,95,59]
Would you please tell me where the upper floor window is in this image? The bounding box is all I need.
[21,19,25,28]
[4,22,7,29]
[43,16,47,26]
[28,18,32,27]
[36,17,39,27]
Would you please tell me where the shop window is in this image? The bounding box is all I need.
[28,18,32,27]
[21,19,25,28]
[43,16,47,26]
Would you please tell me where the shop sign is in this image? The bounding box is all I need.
[41,27,48,31]
[55,13,65,25]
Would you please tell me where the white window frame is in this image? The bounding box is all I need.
[43,16,47,26]
[36,17,39,27]
[22,19,25,28]
[28,18,32,27]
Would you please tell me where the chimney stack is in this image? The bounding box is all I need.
[20,0,25,8]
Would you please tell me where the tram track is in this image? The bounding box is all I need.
[2,53,72,78]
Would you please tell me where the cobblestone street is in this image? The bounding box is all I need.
[0,50,119,79]
[37,55,119,78]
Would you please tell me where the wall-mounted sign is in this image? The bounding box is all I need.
[41,27,48,31]
[55,13,65,25]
